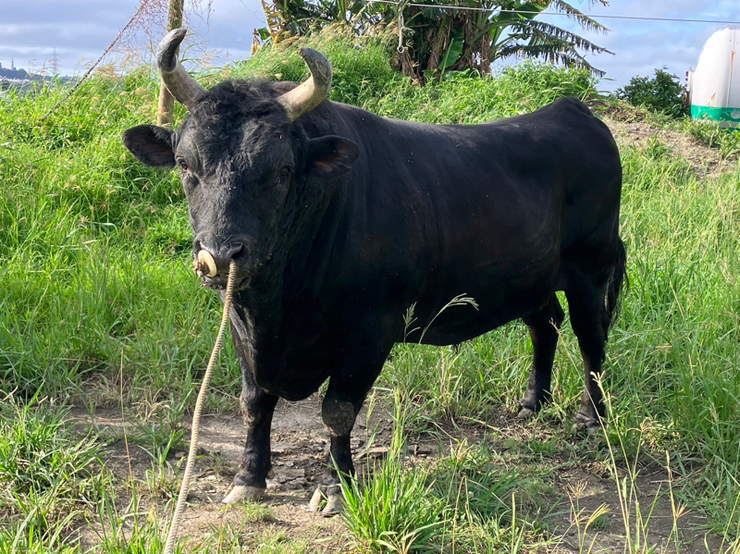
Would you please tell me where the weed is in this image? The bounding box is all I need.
[341,394,446,552]
[679,118,740,158]
[341,393,548,552]
[0,392,106,551]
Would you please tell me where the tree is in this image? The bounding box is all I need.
[393,0,612,82]
[114,0,214,126]
[254,0,612,84]
[157,0,185,128]
[253,0,372,51]
[615,67,688,118]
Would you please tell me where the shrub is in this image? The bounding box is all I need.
[615,67,687,117]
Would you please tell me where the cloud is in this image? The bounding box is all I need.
[540,0,740,90]
[2,0,740,87]
[0,0,265,75]
[0,1,144,74]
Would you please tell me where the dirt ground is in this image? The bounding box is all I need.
[599,105,733,178]
[72,393,725,554]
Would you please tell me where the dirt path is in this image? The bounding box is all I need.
[599,105,734,178]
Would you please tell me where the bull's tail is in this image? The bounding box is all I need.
[605,237,628,332]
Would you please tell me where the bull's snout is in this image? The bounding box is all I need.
[193,243,245,278]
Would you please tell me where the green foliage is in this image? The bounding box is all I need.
[395,0,611,82]
[679,117,740,158]
[0,74,235,405]
[257,0,611,82]
[406,60,599,121]
[232,25,403,108]
[341,396,445,552]
[236,30,598,122]
[340,396,539,552]
[0,393,102,501]
[0,393,105,552]
[615,67,688,118]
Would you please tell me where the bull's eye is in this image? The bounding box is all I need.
[279,166,292,179]
[177,159,189,172]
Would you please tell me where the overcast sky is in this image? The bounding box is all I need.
[1,1,739,91]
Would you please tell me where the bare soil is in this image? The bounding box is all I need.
[71,394,724,553]
[598,104,733,178]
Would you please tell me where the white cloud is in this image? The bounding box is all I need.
[2,0,739,89]
[540,0,740,90]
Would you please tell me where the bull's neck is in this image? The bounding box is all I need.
[234,179,349,317]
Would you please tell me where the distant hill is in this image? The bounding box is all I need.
[0,65,29,80]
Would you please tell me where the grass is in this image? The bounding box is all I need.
[341,393,551,552]
[0,392,104,552]
[677,118,740,158]
[0,26,739,552]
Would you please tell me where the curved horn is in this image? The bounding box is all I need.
[277,48,332,121]
[157,28,207,111]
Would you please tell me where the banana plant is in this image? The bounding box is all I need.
[252,0,612,83]
[397,0,611,82]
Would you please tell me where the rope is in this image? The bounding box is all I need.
[397,7,405,54]
[40,2,148,122]
[163,260,237,554]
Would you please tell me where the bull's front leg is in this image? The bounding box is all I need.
[309,336,391,516]
[308,390,364,516]
[308,391,361,515]
[222,357,278,504]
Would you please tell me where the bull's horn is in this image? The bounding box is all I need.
[157,28,207,111]
[277,48,332,121]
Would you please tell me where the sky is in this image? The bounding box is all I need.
[1,1,740,91]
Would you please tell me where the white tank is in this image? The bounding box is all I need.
[688,26,740,128]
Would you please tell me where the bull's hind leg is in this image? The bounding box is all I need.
[518,295,565,418]
[565,280,611,431]
[223,358,279,504]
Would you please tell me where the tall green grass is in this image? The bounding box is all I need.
[0,75,237,404]
[0,27,739,550]
[0,392,104,552]
[341,393,549,552]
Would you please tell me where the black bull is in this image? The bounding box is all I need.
[124,30,626,513]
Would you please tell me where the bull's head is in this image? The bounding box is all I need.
[123,29,359,289]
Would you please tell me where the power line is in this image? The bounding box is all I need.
[367,0,740,26]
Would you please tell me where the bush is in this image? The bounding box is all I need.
[615,67,687,117]
[230,24,402,110]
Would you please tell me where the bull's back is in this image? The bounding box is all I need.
[326,99,621,344]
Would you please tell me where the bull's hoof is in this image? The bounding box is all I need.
[572,413,602,435]
[308,485,343,517]
[516,406,535,420]
[222,484,266,504]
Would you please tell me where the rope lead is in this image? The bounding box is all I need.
[163,260,238,554]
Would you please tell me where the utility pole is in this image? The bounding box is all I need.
[156,0,184,128]
[50,49,60,75]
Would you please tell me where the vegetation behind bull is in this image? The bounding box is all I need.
[0,27,739,547]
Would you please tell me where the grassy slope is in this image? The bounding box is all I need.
[1,29,739,551]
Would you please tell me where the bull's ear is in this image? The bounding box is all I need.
[307,136,359,178]
[122,125,175,167]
